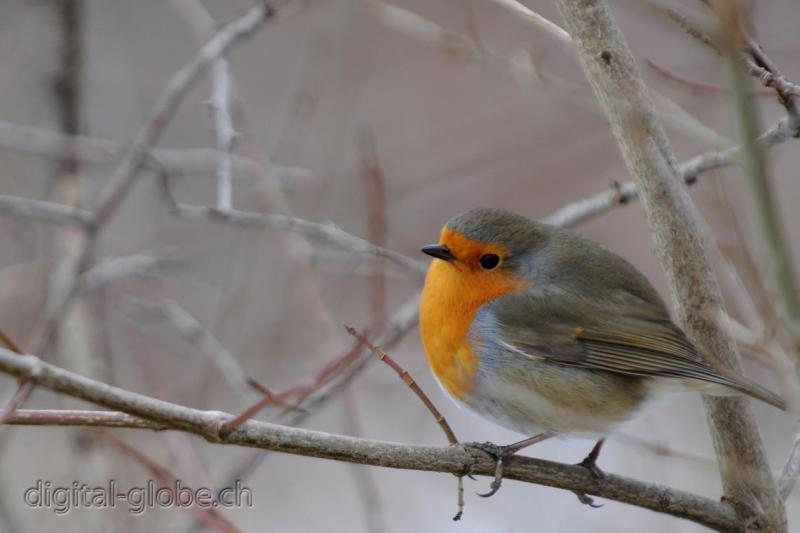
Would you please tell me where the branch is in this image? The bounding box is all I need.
[779,432,800,500]
[5,409,166,429]
[345,326,458,444]
[209,56,236,212]
[544,116,800,228]
[0,121,310,189]
[93,2,274,226]
[0,194,93,227]
[78,250,178,293]
[147,299,256,405]
[745,40,800,120]
[98,430,238,532]
[727,42,800,344]
[554,0,784,528]
[174,203,426,276]
[0,352,740,531]
[26,2,286,357]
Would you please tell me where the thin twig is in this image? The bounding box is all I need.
[217,334,368,435]
[25,1,281,359]
[174,203,426,276]
[210,57,236,212]
[544,116,799,228]
[0,194,93,227]
[219,379,304,434]
[344,326,463,520]
[745,40,800,119]
[0,381,35,425]
[614,433,715,468]
[663,2,800,119]
[722,24,800,352]
[77,250,179,293]
[5,409,166,429]
[646,59,772,96]
[0,121,310,189]
[148,299,256,406]
[0,330,32,426]
[779,433,800,500]
[98,430,238,533]
[93,3,274,226]
[140,294,419,519]
[345,326,458,445]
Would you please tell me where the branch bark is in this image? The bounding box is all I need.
[553,0,785,529]
[0,351,741,531]
[544,116,799,228]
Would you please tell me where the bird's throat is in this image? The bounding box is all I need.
[419,259,525,400]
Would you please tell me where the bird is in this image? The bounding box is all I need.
[419,207,785,500]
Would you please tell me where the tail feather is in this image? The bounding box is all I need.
[687,373,786,410]
[728,376,787,410]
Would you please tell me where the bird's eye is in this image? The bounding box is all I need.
[479,254,500,269]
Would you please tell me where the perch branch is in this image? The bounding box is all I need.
[0,350,740,531]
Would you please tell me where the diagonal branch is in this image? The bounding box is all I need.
[0,350,740,530]
[0,194,94,227]
[93,3,274,226]
[174,203,426,276]
[544,116,800,228]
[0,121,310,189]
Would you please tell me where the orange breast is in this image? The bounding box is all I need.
[419,244,527,401]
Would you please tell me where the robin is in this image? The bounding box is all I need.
[419,208,785,500]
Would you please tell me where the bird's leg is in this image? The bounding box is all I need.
[577,438,605,478]
[465,433,552,498]
[573,438,606,508]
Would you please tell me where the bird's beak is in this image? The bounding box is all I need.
[421,244,455,262]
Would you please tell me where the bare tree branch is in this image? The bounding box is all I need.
[0,121,310,189]
[174,204,426,276]
[6,409,166,429]
[77,250,178,293]
[210,56,236,212]
[148,299,256,406]
[93,3,274,226]
[545,116,800,228]
[0,351,741,531]
[26,2,283,358]
[0,194,93,227]
[778,433,800,500]
[554,0,785,528]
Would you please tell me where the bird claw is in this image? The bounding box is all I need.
[574,492,604,508]
[464,441,512,498]
[465,441,510,458]
[572,439,606,507]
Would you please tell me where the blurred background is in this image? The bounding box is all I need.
[0,0,798,531]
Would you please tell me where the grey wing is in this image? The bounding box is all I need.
[488,285,745,389]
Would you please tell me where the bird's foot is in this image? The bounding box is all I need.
[573,438,606,508]
[574,492,604,508]
[464,441,514,498]
[576,453,605,479]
